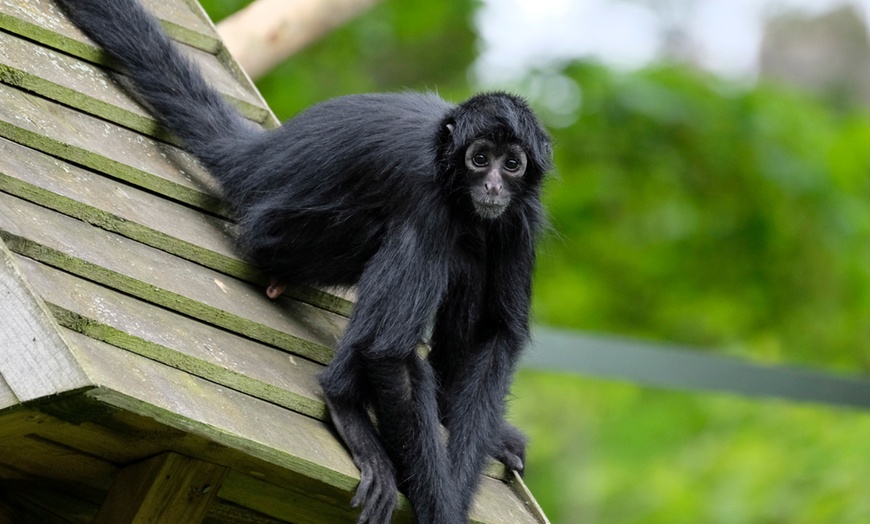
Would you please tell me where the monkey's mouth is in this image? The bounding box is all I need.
[472,197,509,219]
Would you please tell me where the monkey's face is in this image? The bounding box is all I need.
[464,138,528,220]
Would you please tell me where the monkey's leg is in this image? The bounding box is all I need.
[492,421,528,474]
[325,221,459,522]
[442,336,520,516]
[320,352,399,524]
[429,292,528,477]
[362,352,459,523]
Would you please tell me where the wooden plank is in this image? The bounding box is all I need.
[0,384,538,523]
[0,192,342,364]
[0,0,267,117]
[0,375,16,410]
[93,452,227,524]
[0,239,91,402]
[0,29,269,128]
[66,332,540,524]
[0,434,115,493]
[219,472,385,524]
[141,0,221,52]
[0,31,162,139]
[0,137,352,315]
[0,402,352,513]
[0,137,245,278]
[205,500,286,524]
[0,82,224,214]
[14,254,327,420]
[2,0,210,58]
[66,331,362,503]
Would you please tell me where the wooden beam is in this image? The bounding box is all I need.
[93,452,227,524]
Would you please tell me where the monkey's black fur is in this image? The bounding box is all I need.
[55,0,552,521]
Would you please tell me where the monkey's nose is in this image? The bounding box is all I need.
[484,181,502,196]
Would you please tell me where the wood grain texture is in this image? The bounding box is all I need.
[92,452,227,524]
[0,82,224,214]
[67,331,539,524]
[0,137,353,315]
[0,239,91,402]
[0,374,17,410]
[15,254,327,420]
[141,0,220,51]
[0,192,342,364]
[0,31,268,135]
[0,0,268,114]
[0,137,247,279]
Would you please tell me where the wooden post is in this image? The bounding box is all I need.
[93,452,227,524]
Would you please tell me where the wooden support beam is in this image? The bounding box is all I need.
[93,452,227,524]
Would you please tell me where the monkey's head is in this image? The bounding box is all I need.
[440,92,552,220]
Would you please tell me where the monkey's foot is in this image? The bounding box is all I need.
[266,277,287,299]
[352,458,398,524]
[493,422,528,475]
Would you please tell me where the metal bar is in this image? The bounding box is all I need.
[525,328,870,409]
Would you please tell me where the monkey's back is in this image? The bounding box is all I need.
[229,92,457,288]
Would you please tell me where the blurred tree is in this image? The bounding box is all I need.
[531,62,870,372]
[201,0,476,119]
[217,0,381,79]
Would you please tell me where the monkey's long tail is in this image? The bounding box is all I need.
[55,0,253,174]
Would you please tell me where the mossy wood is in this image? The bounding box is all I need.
[0,0,549,522]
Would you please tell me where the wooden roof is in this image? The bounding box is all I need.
[0,0,545,522]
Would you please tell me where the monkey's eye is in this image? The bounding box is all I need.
[472,153,488,167]
[504,158,521,172]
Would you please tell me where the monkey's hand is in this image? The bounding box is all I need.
[493,421,528,476]
[351,455,398,524]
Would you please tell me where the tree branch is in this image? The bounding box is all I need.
[217,0,381,79]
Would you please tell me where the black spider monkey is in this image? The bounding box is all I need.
[55,0,552,521]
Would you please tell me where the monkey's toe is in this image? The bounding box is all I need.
[266,277,287,299]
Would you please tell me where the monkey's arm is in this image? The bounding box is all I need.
[319,220,460,523]
[440,232,535,516]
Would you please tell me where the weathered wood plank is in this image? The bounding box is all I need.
[66,331,362,504]
[0,82,225,214]
[0,192,342,364]
[66,331,539,524]
[0,29,269,128]
[0,0,272,124]
[0,239,91,402]
[0,434,115,492]
[508,471,550,524]
[205,500,286,524]
[93,452,227,524]
[0,375,16,410]
[141,0,220,52]
[0,137,244,276]
[0,137,353,315]
[1,0,216,57]
[0,30,161,139]
[218,472,386,524]
[0,401,351,512]
[14,254,327,420]
[0,386,536,523]
[0,0,266,110]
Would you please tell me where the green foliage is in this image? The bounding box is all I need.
[512,372,870,524]
[201,0,475,120]
[533,63,870,372]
